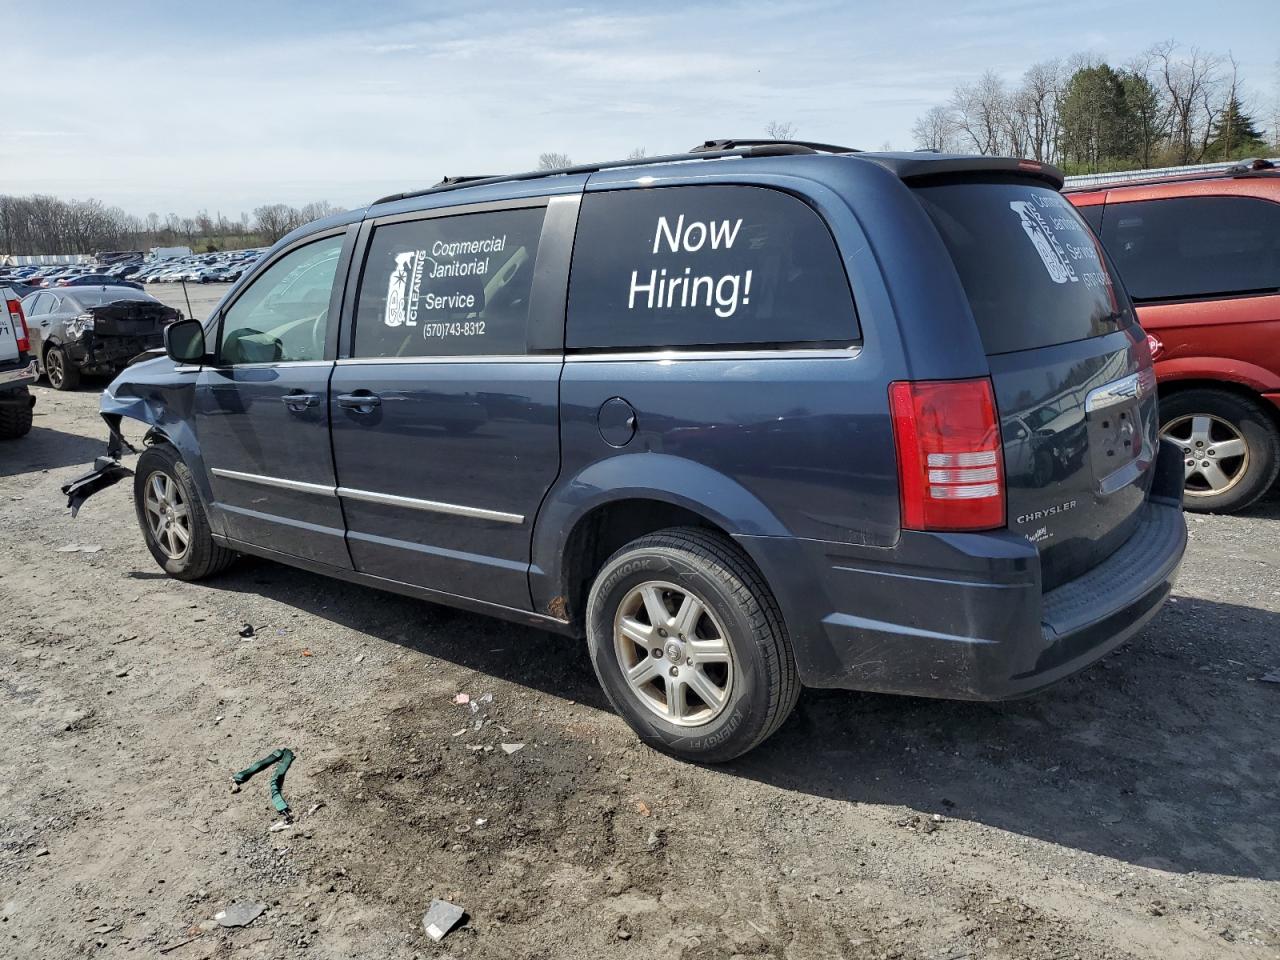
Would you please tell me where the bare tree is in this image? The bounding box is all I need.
[1019,60,1064,162]
[951,71,1010,155]
[912,105,958,151]
[765,120,797,140]
[626,147,648,160]
[1150,41,1224,163]
[537,152,573,170]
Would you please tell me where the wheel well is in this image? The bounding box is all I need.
[1159,379,1280,429]
[561,499,726,631]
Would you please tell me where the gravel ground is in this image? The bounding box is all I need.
[1,336,1278,959]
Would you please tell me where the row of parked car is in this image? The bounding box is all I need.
[0,248,266,296]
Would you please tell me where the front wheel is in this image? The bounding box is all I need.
[133,444,236,580]
[586,527,799,763]
[1160,389,1280,514]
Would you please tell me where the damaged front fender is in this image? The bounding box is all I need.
[61,356,208,517]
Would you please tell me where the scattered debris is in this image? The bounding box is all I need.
[61,452,134,517]
[617,928,632,940]
[214,902,266,928]
[268,820,292,833]
[34,848,49,858]
[355,654,365,664]
[453,693,471,706]
[421,899,466,942]
[92,924,119,935]
[114,668,129,678]
[500,743,524,755]
[54,543,102,554]
[158,936,201,954]
[1260,670,1280,684]
[191,820,210,834]
[452,729,466,737]
[238,623,256,638]
[231,748,295,816]
[635,800,651,817]
[305,801,325,817]
[301,649,313,657]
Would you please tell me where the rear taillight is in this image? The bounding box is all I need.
[6,298,28,353]
[889,378,1006,532]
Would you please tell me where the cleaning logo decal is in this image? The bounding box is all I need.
[1009,200,1077,285]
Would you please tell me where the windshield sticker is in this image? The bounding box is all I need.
[629,214,753,319]
[1010,196,1113,291]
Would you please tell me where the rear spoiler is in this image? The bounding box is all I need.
[859,153,1065,190]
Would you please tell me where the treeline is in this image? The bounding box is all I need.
[0,196,344,257]
[912,41,1276,173]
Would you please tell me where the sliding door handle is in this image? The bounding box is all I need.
[336,391,382,413]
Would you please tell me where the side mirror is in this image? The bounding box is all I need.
[164,318,206,364]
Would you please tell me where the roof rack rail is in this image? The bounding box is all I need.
[434,175,498,187]
[1063,157,1279,192]
[372,142,851,206]
[689,138,860,154]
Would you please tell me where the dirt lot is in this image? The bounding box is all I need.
[2,345,1278,958]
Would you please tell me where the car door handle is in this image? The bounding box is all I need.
[281,392,320,411]
[336,391,382,413]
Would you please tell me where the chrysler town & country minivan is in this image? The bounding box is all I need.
[92,142,1187,761]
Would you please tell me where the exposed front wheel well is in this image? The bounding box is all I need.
[562,499,731,632]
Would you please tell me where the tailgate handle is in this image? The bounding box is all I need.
[336,391,382,413]
[281,392,320,411]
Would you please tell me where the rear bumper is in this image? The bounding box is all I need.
[66,335,163,374]
[738,442,1188,700]
[0,359,38,392]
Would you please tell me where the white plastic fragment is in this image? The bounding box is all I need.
[421,899,465,942]
[500,743,524,755]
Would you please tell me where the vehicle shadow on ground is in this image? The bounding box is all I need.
[0,425,109,478]
[730,592,1280,883]
[210,556,1279,882]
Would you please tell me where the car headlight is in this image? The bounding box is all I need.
[68,313,95,338]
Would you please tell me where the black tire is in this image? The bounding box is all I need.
[585,526,799,763]
[1160,388,1280,514]
[0,387,33,439]
[44,344,81,391]
[133,444,236,581]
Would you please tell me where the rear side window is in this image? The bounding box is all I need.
[567,185,856,350]
[353,206,546,358]
[1100,196,1280,302]
[914,182,1128,355]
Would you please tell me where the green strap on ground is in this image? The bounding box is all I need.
[232,748,294,815]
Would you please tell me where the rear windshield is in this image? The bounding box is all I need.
[914,181,1130,355]
[70,289,154,307]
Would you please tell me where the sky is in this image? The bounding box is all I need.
[3,0,1275,218]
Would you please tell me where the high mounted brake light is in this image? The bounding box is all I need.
[6,298,28,353]
[889,378,1006,531]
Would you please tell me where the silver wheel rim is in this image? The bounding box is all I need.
[143,470,192,560]
[1161,414,1250,497]
[612,580,734,727]
[47,350,63,387]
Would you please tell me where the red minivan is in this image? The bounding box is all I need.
[1068,161,1280,512]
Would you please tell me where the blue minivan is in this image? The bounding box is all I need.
[91,142,1187,761]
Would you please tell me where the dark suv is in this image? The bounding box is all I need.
[89,143,1187,761]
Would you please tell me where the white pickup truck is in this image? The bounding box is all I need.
[0,285,38,439]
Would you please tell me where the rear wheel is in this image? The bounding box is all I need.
[134,444,236,580]
[44,345,81,391]
[1160,388,1280,514]
[0,387,34,439]
[585,527,799,762]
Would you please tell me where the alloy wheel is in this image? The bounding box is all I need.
[612,580,735,727]
[143,471,192,560]
[1161,413,1250,497]
[46,350,64,388]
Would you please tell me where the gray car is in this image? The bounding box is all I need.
[23,285,180,390]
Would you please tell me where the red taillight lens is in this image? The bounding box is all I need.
[889,378,1006,532]
[6,298,28,353]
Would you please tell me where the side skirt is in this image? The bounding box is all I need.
[213,534,576,636]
